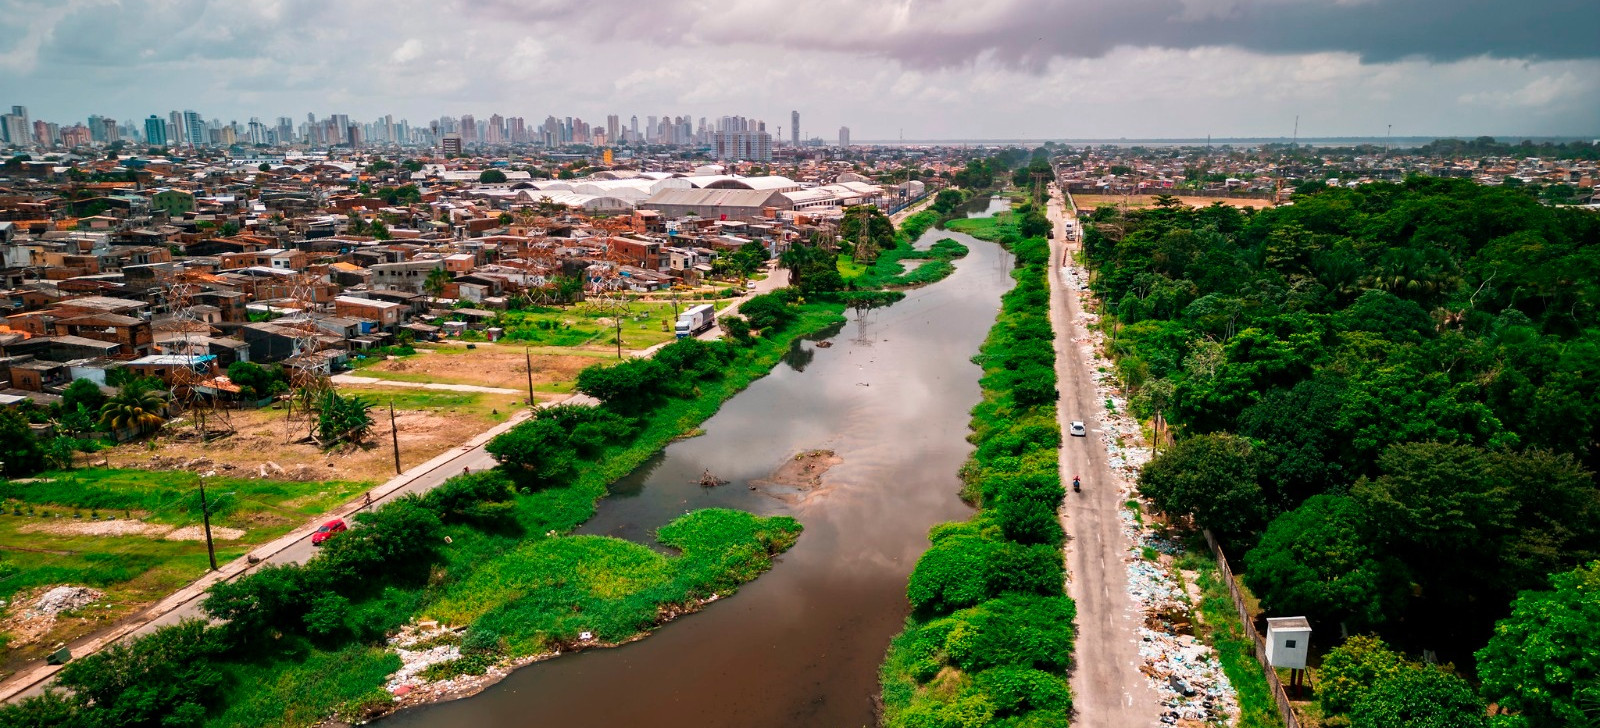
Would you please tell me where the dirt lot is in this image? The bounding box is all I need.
[1069,193,1275,210]
[95,398,515,484]
[352,342,605,394]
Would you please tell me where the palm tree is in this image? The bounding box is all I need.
[98,382,171,437]
[424,266,453,298]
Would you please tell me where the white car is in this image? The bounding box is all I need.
[1070,421,1087,437]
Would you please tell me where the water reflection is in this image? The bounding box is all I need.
[385,228,1013,728]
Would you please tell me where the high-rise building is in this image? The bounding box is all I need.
[441,133,462,156]
[712,129,772,162]
[791,110,799,147]
[144,115,167,146]
[32,120,53,148]
[2,106,33,146]
[629,115,639,143]
[839,126,850,148]
[277,117,294,144]
[606,114,620,143]
[183,110,205,148]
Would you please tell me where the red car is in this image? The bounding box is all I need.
[311,519,347,546]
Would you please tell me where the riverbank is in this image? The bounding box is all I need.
[0,299,847,728]
[878,198,1078,726]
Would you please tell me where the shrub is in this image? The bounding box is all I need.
[485,418,578,488]
[575,358,671,414]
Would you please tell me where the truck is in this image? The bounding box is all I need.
[675,304,716,339]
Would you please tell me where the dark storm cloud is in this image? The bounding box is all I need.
[471,0,1600,71]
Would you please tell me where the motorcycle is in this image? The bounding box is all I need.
[1072,476,1081,493]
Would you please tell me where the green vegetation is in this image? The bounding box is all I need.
[493,300,688,349]
[1474,561,1600,728]
[846,238,970,289]
[0,469,368,668]
[1177,551,1286,728]
[430,509,800,655]
[1,296,841,728]
[879,209,1074,727]
[1083,176,1600,717]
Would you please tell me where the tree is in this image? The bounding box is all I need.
[932,188,966,214]
[1318,635,1408,716]
[737,293,793,332]
[1018,209,1051,239]
[316,390,374,446]
[0,409,47,477]
[257,162,271,172]
[60,378,107,418]
[479,169,507,183]
[98,381,170,437]
[369,219,390,240]
[485,417,577,488]
[51,619,225,727]
[1138,432,1264,539]
[1243,495,1408,630]
[575,359,670,414]
[424,266,453,298]
[1476,561,1600,728]
[1349,665,1486,728]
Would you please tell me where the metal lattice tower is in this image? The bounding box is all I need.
[156,265,233,440]
[283,269,330,442]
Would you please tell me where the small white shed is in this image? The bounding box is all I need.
[1265,616,1312,669]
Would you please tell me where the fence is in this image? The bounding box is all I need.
[1202,528,1303,728]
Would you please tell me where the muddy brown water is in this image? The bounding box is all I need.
[384,225,1014,728]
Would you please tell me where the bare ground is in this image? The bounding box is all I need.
[751,449,843,505]
[360,344,598,392]
[96,405,505,484]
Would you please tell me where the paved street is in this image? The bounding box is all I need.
[1047,186,1161,727]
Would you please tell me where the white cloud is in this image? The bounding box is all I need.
[0,0,1593,138]
[390,39,424,64]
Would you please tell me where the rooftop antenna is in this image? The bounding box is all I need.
[1292,115,1299,149]
[1385,124,1392,156]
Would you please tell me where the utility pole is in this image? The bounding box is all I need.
[524,347,536,404]
[197,476,218,571]
[389,401,401,475]
[614,312,624,358]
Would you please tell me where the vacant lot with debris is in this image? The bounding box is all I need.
[0,468,366,678]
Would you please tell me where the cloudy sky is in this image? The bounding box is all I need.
[2,0,1597,140]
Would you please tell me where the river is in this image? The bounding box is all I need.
[384,207,1014,728]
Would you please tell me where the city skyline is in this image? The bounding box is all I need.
[0,0,1596,140]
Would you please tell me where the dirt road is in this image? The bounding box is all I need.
[1047,186,1162,727]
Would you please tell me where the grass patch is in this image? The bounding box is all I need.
[853,238,970,289]
[1178,550,1287,728]
[0,469,368,672]
[433,509,801,655]
[206,642,401,728]
[494,301,683,349]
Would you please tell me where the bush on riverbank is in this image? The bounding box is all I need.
[879,213,1076,727]
[848,237,971,289]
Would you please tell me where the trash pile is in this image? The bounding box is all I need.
[385,622,463,693]
[1065,257,1240,725]
[31,585,103,616]
[0,585,106,647]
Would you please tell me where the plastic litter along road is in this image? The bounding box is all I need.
[1062,260,1241,726]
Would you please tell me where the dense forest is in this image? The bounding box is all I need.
[1082,177,1600,727]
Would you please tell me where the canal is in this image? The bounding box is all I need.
[385,218,1014,728]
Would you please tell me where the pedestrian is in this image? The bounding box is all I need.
[363,491,373,508]
[463,466,470,476]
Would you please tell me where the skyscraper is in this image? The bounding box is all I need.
[791,110,799,147]
[606,114,620,143]
[839,126,850,148]
[2,106,33,146]
[145,115,167,146]
[183,110,205,148]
